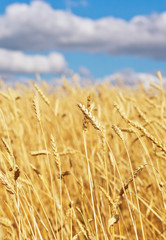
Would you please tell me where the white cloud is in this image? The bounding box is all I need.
[79,66,91,77]
[0,1,166,60]
[0,49,67,74]
[80,0,88,6]
[98,69,166,86]
[66,0,88,9]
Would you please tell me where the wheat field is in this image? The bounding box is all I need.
[0,74,165,240]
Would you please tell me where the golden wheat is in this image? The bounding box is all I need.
[0,77,164,239]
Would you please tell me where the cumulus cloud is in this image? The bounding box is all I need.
[0,48,67,74]
[0,1,166,60]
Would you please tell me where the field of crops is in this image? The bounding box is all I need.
[0,74,165,239]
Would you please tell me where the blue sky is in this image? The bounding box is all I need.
[0,0,166,83]
[1,0,166,18]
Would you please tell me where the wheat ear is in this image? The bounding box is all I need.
[77,103,103,131]
[50,135,61,169]
[114,102,166,153]
[34,83,50,106]
[33,93,41,122]
[107,164,146,228]
[83,95,91,131]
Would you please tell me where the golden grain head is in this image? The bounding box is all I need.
[78,103,103,131]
